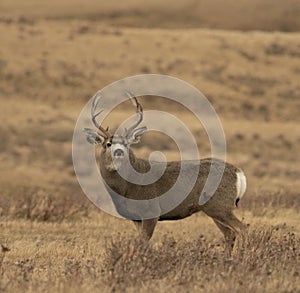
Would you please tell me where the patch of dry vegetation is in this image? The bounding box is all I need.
[0,187,298,223]
[0,227,299,292]
[101,228,299,292]
[0,186,93,222]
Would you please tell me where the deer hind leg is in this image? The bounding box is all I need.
[213,219,236,258]
[133,218,158,241]
[212,213,245,258]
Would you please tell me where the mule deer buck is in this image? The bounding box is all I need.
[84,93,247,257]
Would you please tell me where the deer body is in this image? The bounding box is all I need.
[84,93,247,257]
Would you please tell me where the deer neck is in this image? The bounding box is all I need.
[99,148,151,196]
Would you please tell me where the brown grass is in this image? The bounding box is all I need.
[101,228,299,292]
[1,226,299,292]
[0,186,93,222]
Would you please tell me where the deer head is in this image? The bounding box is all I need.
[83,92,147,171]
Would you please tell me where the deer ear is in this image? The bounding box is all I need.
[83,128,105,145]
[128,126,147,144]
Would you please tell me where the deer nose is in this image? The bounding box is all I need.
[114,149,124,157]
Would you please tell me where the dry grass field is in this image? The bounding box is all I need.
[0,1,300,292]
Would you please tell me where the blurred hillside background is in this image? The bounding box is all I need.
[2,0,300,31]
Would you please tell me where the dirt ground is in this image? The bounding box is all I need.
[0,1,299,292]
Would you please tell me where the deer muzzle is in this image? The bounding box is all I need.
[114,149,125,157]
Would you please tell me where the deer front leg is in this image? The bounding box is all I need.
[133,218,158,241]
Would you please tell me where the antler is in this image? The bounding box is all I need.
[91,93,112,138]
[125,91,143,137]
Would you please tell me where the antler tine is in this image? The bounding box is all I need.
[91,93,111,138]
[125,91,143,136]
[91,94,101,129]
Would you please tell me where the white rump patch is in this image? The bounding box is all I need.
[236,171,247,201]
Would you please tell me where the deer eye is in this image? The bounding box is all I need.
[106,142,112,147]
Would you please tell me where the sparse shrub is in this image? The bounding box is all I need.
[99,227,300,292]
[244,189,300,213]
[0,186,93,222]
[0,226,299,292]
